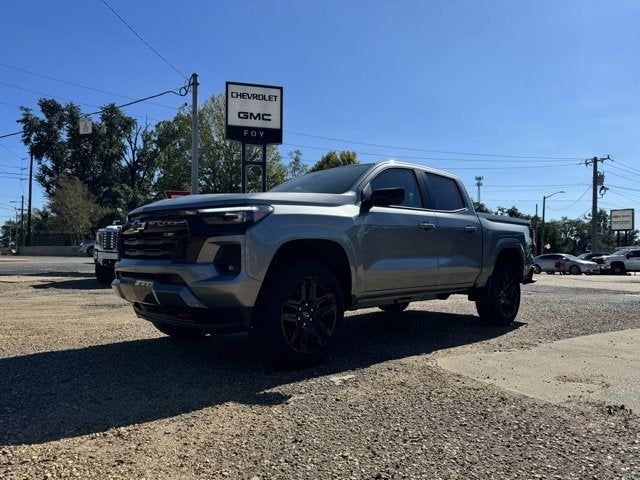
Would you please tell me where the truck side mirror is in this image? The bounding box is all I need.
[361,185,405,210]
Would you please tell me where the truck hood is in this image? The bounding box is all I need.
[129,192,357,216]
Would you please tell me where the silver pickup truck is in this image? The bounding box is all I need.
[113,161,534,366]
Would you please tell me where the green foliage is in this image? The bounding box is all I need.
[153,94,287,195]
[287,149,308,180]
[48,176,101,242]
[310,150,358,172]
[19,100,157,217]
[472,201,491,213]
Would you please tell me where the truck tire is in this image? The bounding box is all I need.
[379,302,410,313]
[95,264,114,286]
[475,264,521,326]
[86,246,94,257]
[250,262,344,367]
[611,262,626,275]
[152,322,205,339]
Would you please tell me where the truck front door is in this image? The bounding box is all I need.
[357,167,440,292]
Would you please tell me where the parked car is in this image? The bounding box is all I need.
[533,253,600,275]
[603,248,640,274]
[113,161,534,366]
[577,251,609,265]
[79,239,95,256]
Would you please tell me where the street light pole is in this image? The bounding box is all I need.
[540,190,565,255]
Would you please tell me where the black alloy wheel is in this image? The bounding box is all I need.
[280,275,338,354]
[251,262,344,366]
[476,264,521,326]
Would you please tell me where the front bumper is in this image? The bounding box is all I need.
[112,259,262,332]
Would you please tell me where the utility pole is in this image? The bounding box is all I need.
[475,176,484,203]
[20,194,24,246]
[584,155,611,252]
[540,190,565,255]
[27,150,33,246]
[190,73,199,195]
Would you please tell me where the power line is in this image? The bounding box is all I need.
[607,163,640,179]
[100,0,187,79]
[0,62,177,109]
[283,143,579,166]
[608,184,640,193]
[614,160,640,174]
[546,186,592,211]
[284,131,587,160]
[0,83,190,139]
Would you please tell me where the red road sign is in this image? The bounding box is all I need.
[164,190,190,199]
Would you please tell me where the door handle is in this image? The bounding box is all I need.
[464,225,478,232]
[419,222,436,230]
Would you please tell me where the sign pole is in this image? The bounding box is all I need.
[261,144,267,192]
[241,143,247,193]
[225,81,283,194]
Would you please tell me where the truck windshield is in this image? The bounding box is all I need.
[271,164,373,194]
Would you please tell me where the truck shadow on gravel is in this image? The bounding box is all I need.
[30,277,110,290]
[0,311,522,446]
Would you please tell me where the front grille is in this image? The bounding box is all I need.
[99,231,119,251]
[121,219,188,260]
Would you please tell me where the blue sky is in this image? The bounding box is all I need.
[1,0,640,222]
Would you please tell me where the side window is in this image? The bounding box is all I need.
[629,250,640,258]
[370,168,423,208]
[425,173,466,211]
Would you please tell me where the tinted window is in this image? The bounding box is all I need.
[370,168,423,208]
[426,173,465,211]
[271,164,373,194]
[629,250,640,257]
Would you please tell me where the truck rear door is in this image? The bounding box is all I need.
[422,172,483,286]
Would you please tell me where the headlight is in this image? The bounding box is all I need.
[197,205,273,225]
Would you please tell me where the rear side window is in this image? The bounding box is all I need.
[370,168,423,208]
[426,173,466,211]
[629,250,640,258]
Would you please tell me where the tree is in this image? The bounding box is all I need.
[495,205,530,219]
[309,150,358,172]
[472,201,491,213]
[287,149,307,179]
[49,177,101,242]
[19,100,158,215]
[153,94,287,195]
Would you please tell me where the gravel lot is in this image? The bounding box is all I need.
[1,258,639,479]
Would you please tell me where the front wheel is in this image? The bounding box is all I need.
[86,246,94,257]
[533,264,541,274]
[611,262,626,275]
[250,262,344,367]
[476,264,521,326]
[95,263,114,285]
[569,265,581,275]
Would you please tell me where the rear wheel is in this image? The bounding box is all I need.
[476,264,521,326]
[152,322,205,339]
[569,265,581,275]
[86,246,94,257]
[95,263,114,285]
[250,262,344,367]
[533,264,541,274]
[379,302,410,313]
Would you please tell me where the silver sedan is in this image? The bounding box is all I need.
[533,253,600,275]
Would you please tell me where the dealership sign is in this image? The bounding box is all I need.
[610,208,634,231]
[225,82,283,145]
